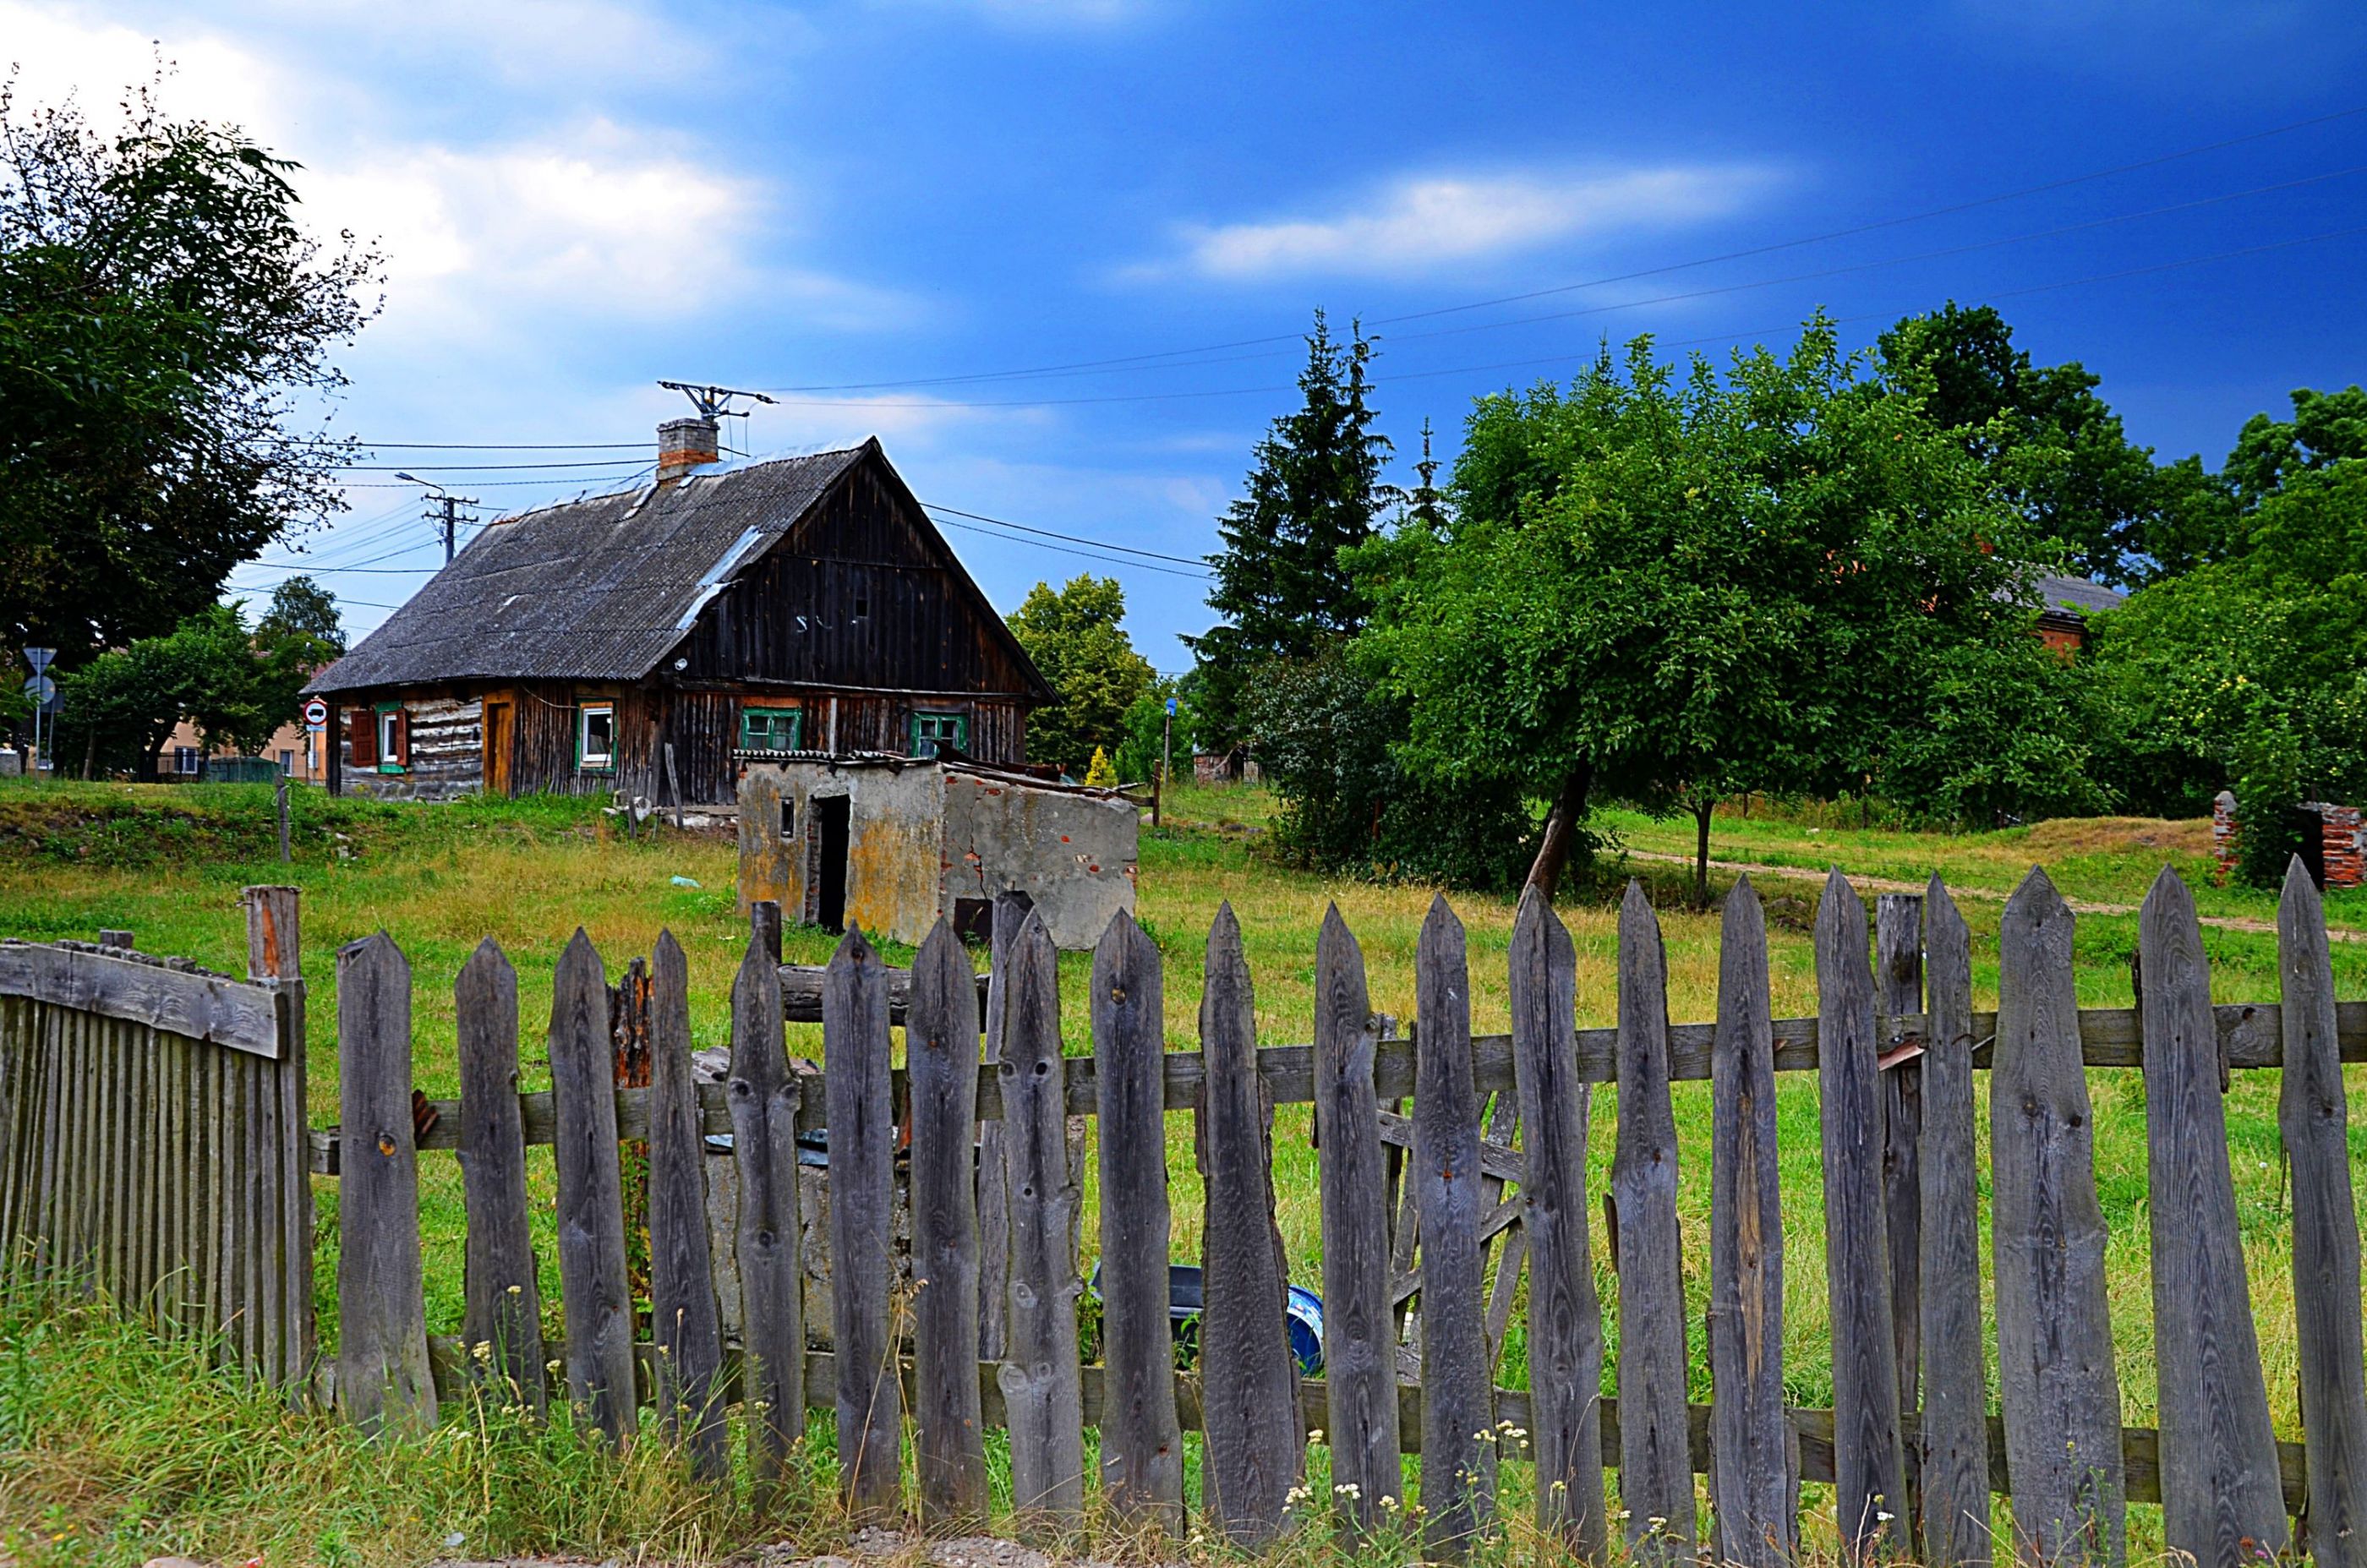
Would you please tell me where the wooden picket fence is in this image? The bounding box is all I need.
[0,887,313,1389]
[307,861,2367,1568]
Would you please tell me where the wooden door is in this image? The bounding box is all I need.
[484,700,513,796]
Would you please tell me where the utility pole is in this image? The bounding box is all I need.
[394,473,478,563]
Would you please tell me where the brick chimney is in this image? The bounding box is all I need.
[657,416,719,484]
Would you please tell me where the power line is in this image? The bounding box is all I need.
[756,103,2367,396]
[929,516,1212,579]
[921,502,1211,567]
[332,459,648,473]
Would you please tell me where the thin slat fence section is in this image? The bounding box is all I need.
[1993,868,2124,1563]
[1916,878,1987,1568]
[1314,906,1402,1532]
[1415,894,1494,1559]
[998,909,1084,1523]
[728,915,805,1479]
[1874,893,1923,1437]
[1814,870,1907,1560]
[1197,902,1302,1547]
[2280,859,2367,1567]
[456,939,545,1410]
[1508,888,1606,1556]
[335,932,435,1436]
[909,921,988,1527]
[1093,910,1185,1533]
[824,926,901,1519]
[2141,867,2288,1566]
[1612,881,1697,1560]
[1708,877,1795,1566]
[549,928,637,1443]
[648,932,727,1478]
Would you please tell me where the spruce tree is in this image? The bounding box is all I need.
[1188,311,1394,751]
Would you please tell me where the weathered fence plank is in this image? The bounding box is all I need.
[1415,894,1493,1559]
[1709,877,1794,1566]
[648,931,727,1478]
[728,916,805,1478]
[0,941,277,1057]
[1613,881,1697,1560]
[1093,910,1185,1533]
[1198,903,1302,1547]
[1993,867,2124,1565]
[1314,904,1402,1532]
[548,928,637,1444]
[1814,871,1907,1559]
[1509,888,1606,1555]
[1916,878,1987,1568]
[998,908,1085,1524]
[456,939,544,1410]
[1874,892,1923,1440]
[824,926,901,1518]
[2142,867,2288,1567]
[2280,859,2367,1568]
[976,891,1031,1366]
[909,921,988,1527]
[335,932,435,1436]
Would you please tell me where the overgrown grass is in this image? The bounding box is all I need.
[2,777,2363,1562]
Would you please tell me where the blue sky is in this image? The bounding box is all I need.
[10,0,2366,669]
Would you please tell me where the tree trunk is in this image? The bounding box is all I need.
[1523,765,1593,902]
[1693,797,1716,907]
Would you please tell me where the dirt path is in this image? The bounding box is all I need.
[1621,849,2365,942]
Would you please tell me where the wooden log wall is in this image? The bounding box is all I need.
[0,892,312,1395]
[177,855,2365,1559]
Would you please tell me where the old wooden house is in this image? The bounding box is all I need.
[307,423,1056,803]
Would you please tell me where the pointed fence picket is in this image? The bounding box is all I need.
[25,862,2367,1558]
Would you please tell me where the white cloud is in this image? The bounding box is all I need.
[1153,162,1783,282]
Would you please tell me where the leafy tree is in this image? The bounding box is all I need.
[1006,575,1154,774]
[55,604,298,776]
[1112,674,1195,786]
[257,574,346,654]
[2224,385,2367,509]
[1,73,378,667]
[1876,303,2195,585]
[1357,315,2056,900]
[1189,311,1395,750]
[2086,460,2367,881]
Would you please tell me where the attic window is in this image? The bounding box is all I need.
[577,702,615,772]
[854,592,870,618]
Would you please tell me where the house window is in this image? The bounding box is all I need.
[739,705,802,752]
[173,746,201,776]
[277,750,294,775]
[910,711,968,757]
[375,704,407,773]
[577,702,616,772]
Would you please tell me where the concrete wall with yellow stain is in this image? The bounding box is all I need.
[939,770,1135,949]
[736,759,1136,950]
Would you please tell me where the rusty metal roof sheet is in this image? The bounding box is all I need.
[307,444,872,693]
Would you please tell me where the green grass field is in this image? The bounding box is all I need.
[3,776,2364,1564]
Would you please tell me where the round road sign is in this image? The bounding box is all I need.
[302,697,329,729]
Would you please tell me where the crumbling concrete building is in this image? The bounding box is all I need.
[737,753,1138,949]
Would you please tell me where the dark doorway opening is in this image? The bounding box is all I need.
[815,795,851,932]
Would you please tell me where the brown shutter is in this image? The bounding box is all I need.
[349,706,377,767]
[390,708,408,766]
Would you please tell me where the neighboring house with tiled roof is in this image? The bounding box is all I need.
[2029,571,2125,657]
[307,422,1055,803]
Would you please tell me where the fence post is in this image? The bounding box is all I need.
[2141,868,2287,1567]
[1814,871,1906,1560]
[1993,867,2124,1563]
[824,926,901,1519]
[1197,902,1301,1547]
[729,913,804,1480]
[1873,893,1922,1442]
[334,932,435,1435]
[2279,857,2367,1565]
[648,931,727,1477]
[909,921,987,1526]
[549,928,637,1443]
[1916,878,1987,1568]
[1612,882,1695,1561]
[1509,888,1605,1555]
[244,884,311,1395]
[1094,910,1186,1532]
[998,908,1084,1525]
[455,937,545,1412]
[1708,877,1794,1565]
[976,889,1030,1364]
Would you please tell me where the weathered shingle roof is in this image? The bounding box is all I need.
[308,445,870,693]
[2032,573,2126,619]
